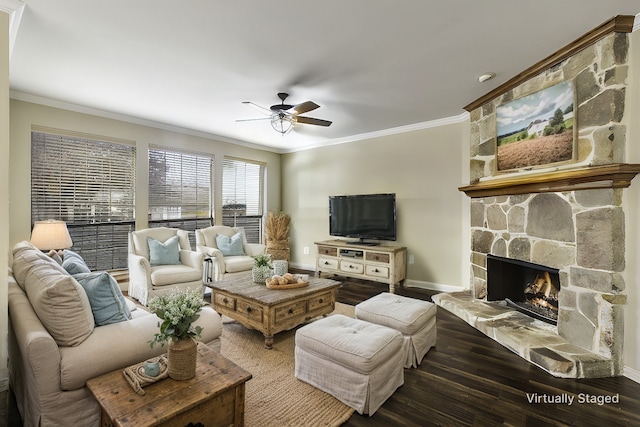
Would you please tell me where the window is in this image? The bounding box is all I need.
[148,147,213,247]
[31,129,136,270]
[222,157,265,243]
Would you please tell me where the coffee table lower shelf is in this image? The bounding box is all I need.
[87,344,252,427]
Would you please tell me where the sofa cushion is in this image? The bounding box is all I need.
[149,264,203,286]
[12,240,61,291]
[62,249,91,275]
[224,255,255,273]
[216,232,245,256]
[148,236,181,266]
[16,250,95,346]
[74,272,132,326]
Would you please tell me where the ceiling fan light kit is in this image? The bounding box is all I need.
[239,92,332,135]
[271,113,294,135]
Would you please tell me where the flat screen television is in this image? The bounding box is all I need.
[329,193,396,244]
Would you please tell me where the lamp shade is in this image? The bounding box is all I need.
[30,220,73,250]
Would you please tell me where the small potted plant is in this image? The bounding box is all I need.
[148,289,205,380]
[252,253,272,283]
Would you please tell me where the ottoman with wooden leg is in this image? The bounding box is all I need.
[294,314,404,415]
[356,293,436,368]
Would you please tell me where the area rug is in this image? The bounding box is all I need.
[219,303,356,427]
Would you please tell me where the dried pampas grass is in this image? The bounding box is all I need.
[265,211,291,242]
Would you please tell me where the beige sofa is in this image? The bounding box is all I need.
[7,241,223,427]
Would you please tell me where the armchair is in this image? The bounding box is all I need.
[195,225,266,281]
[128,227,204,306]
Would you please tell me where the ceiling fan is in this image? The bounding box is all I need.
[237,92,332,134]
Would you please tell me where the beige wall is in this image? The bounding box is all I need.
[1,11,10,392]
[281,120,470,291]
[9,99,282,247]
[624,29,640,377]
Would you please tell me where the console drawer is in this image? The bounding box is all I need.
[214,293,236,310]
[340,260,364,274]
[236,300,263,322]
[317,246,338,256]
[366,252,390,264]
[318,257,339,270]
[366,264,389,278]
[308,292,333,311]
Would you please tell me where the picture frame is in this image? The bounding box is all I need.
[495,80,576,173]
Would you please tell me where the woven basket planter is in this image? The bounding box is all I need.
[266,248,290,261]
[168,337,197,380]
[266,239,289,250]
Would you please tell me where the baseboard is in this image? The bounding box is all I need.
[289,262,315,272]
[404,279,466,293]
[624,366,640,384]
[289,264,467,293]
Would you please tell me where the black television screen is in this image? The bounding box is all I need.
[329,193,396,243]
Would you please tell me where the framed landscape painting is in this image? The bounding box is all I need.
[496,80,576,172]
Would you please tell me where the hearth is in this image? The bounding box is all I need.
[487,255,560,325]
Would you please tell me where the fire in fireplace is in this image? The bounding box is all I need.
[487,255,560,325]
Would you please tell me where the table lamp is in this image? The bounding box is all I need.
[30,220,73,252]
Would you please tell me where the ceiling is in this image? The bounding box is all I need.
[6,1,640,153]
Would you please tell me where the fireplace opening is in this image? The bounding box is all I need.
[487,255,560,325]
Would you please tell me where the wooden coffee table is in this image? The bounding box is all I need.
[87,344,252,427]
[207,274,341,349]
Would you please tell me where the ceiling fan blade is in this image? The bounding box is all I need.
[296,116,332,127]
[242,101,272,116]
[290,101,320,115]
[235,117,272,122]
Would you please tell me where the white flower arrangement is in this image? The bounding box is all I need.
[148,289,205,347]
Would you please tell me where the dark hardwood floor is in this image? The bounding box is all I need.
[332,275,640,427]
[4,274,640,427]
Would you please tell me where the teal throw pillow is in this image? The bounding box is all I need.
[62,249,91,275]
[73,272,132,326]
[216,233,244,256]
[148,235,181,266]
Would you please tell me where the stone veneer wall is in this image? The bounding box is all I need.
[467,32,629,368]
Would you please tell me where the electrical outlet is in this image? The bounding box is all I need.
[408,254,415,264]
[303,246,310,255]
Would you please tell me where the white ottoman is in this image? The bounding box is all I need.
[356,293,437,368]
[294,314,404,415]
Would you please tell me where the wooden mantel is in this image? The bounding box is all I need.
[459,164,640,198]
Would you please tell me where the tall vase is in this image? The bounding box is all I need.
[168,337,197,380]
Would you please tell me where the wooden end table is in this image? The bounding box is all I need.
[87,344,252,427]
[207,274,341,349]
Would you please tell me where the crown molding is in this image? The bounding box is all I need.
[10,90,281,152]
[12,89,470,154]
[282,112,470,153]
[0,0,24,58]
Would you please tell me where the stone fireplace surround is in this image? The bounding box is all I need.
[433,188,628,378]
[433,17,639,378]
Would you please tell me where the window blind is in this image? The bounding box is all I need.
[148,146,214,247]
[31,130,136,270]
[222,157,265,243]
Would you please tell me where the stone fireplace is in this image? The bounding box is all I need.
[486,254,560,325]
[433,17,640,378]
